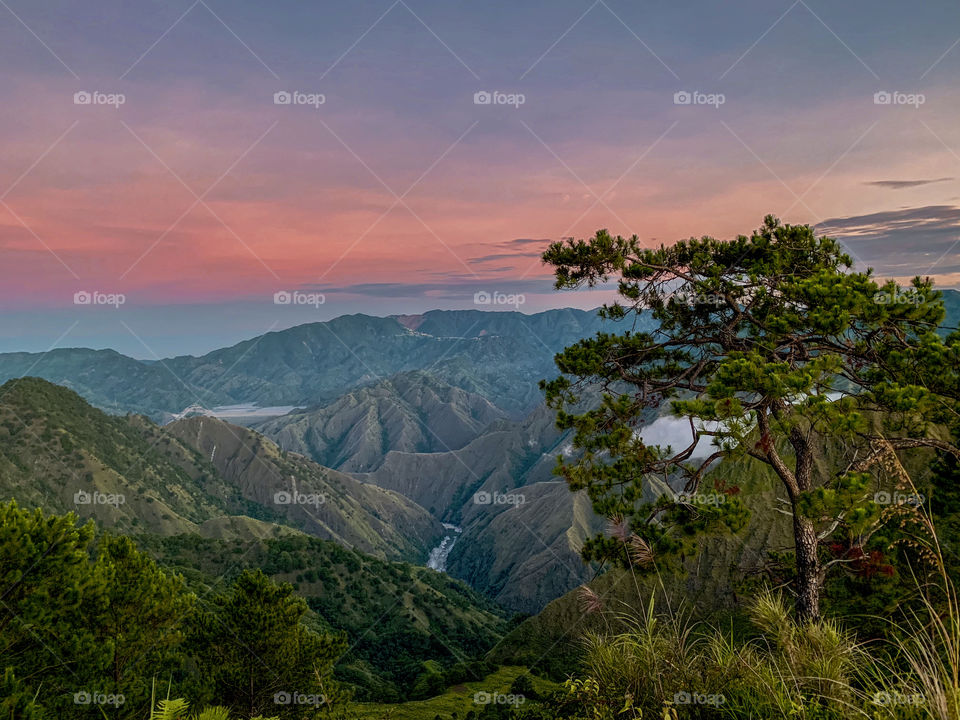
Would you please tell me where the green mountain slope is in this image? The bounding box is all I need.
[165,415,443,560]
[136,531,510,701]
[0,377,246,535]
[486,430,947,676]
[0,378,441,561]
[486,455,797,676]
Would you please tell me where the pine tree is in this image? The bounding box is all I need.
[192,570,347,719]
[90,534,195,718]
[0,501,107,714]
[542,216,960,620]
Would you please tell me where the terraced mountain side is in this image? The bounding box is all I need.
[352,404,564,517]
[449,482,605,612]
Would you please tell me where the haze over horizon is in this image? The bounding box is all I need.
[4,0,960,355]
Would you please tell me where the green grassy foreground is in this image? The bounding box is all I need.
[352,667,559,720]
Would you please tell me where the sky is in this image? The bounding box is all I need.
[3,0,960,356]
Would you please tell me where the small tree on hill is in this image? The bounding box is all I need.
[542,216,960,620]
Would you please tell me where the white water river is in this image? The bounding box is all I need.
[427,523,462,573]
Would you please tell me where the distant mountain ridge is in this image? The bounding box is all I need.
[1,298,954,421]
[0,308,625,419]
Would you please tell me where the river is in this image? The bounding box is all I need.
[426,523,462,573]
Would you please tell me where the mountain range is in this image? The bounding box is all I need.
[1,297,957,618]
[0,309,628,419]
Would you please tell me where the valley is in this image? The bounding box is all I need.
[2,295,960,717]
[0,308,642,614]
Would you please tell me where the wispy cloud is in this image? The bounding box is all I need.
[817,205,960,279]
[864,178,954,190]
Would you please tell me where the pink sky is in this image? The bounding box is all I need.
[3,0,960,317]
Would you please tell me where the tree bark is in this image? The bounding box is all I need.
[793,512,821,622]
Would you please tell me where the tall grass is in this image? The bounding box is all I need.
[571,497,960,720]
[859,470,960,720]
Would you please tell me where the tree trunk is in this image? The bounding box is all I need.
[793,513,820,621]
